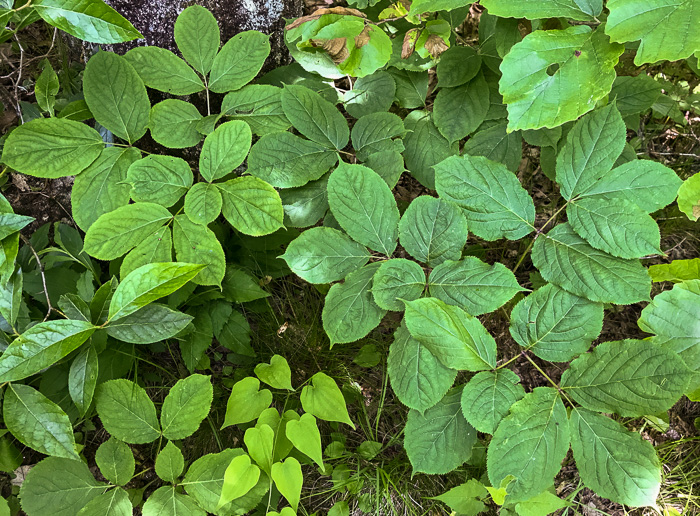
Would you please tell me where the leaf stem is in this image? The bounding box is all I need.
[522,352,575,406]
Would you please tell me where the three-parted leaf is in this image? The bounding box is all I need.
[281,84,349,150]
[461,370,525,434]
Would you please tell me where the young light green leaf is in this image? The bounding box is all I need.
[95,379,160,444]
[218,176,284,236]
[0,319,95,383]
[19,457,104,516]
[398,196,467,267]
[388,322,457,413]
[33,0,142,43]
[173,5,220,74]
[487,388,570,503]
[433,72,489,143]
[184,183,222,225]
[678,172,700,222]
[84,51,150,144]
[510,283,603,362]
[570,408,661,507]
[173,215,226,286]
[69,345,98,417]
[351,112,405,161]
[285,413,324,471]
[405,387,476,475]
[35,60,59,115]
[149,99,202,149]
[649,259,700,283]
[217,454,261,509]
[244,424,274,474]
[109,262,204,321]
[344,70,396,119]
[606,0,700,65]
[254,355,293,391]
[480,0,602,20]
[515,490,567,516]
[402,112,455,188]
[403,297,497,371]
[461,370,525,435]
[83,202,172,260]
[327,162,399,256]
[160,374,213,440]
[4,384,79,460]
[199,120,251,182]
[155,441,185,483]
[431,479,488,516]
[95,438,134,486]
[143,487,205,516]
[500,26,623,131]
[271,458,302,511]
[435,154,535,241]
[322,263,386,346]
[301,372,354,429]
[126,155,193,207]
[120,226,173,279]
[281,226,370,284]
[281,84,349,150]
[372,259,425,311]
[428,258,524,316]
[76,487,132,516]
[72,147,140,231]
[222,377,272,428]
[532,223,651,304]
[221,85,291,136]
[1,118,103,178]
[209,31,270,93]
[124,46,204,95]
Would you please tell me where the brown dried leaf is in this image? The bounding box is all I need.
[402,28,420,59]
[286,7,366,30]
[354,26,371,49]
[310,37,349,63]
[424,34,448,58]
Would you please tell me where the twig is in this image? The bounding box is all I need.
[19,233,52,321]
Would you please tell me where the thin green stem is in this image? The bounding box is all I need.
[523,352,575,406]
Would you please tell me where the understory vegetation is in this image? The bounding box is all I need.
[0,0,699,515]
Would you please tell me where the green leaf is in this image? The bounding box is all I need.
[436,45,482,88]
[363,150,404,188]
[351,112,405,161]
[606,0,700,65]
[487,388,570,503]
[124,47,204,95]
[408,0,471,16]
[561,340,692,416]
[69,345,98,417]
[209,31,270,93]
[222,266,269,303]
[678,172,700,221]
[271,458,302,511]
[57,99,92,121]
[327,162,399,255]
[403,297,497,371]
[500,26,623,131]
[398,196,467,267]
[173,5,220,75]
[83,202,172,260]
[254,355,293,390]
[109,262,204,321]
[532,223,651,304]
[515,490,567,516]
[461,370,525,434]
[72,147,140,231]
[0,268,21,328]
[184,183,222,225]
[247,132,337,188]
[285,413,324,470]
[280,174,329,228]
[463,122,523,172]
[173,215,226,286]
[345,70,395,119]
[83,51,150,144]
[639,280,700,370]
[428,257,524,316]
[215,308,253,356]
[371,259,425,311]
[149,99,202,149]
[433,72,489,143]
[435,155,535,241]
[4,384,79,460]
[301,372,354,428]
[95,379,160,444]
[199,120,251,182]
[221,85,291,136]
[389,69,428,108]
[143,487,205,516]
[570,408,661,507]
[610,74,661,116]
[388,322,457,413]
[218,176,284,236]
[36,59,59,115]
[155,441,185,483]
[0,319,95,383]
[649,259,700,283]
[222,377,272,428]
[19,457,104,516]
[95,438,134,486]
[281,226,370,284]
[126,155,193,207]
[322,263,386,346]
[244,424,274,474]
[567,197,661,258]
[1,118,103,178]
[160,374,213,440]
[480,0,601,20]
[556,103,627,200]
[281,84,349,150]
[120,226,173,279]
[405,386,476,474]
[510,283,603,362]
[33,0,142,43]
[431,479,488,516]
[77,488,132,516]
[402,112,455,188]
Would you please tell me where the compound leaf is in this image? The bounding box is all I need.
[155,442,185,483]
